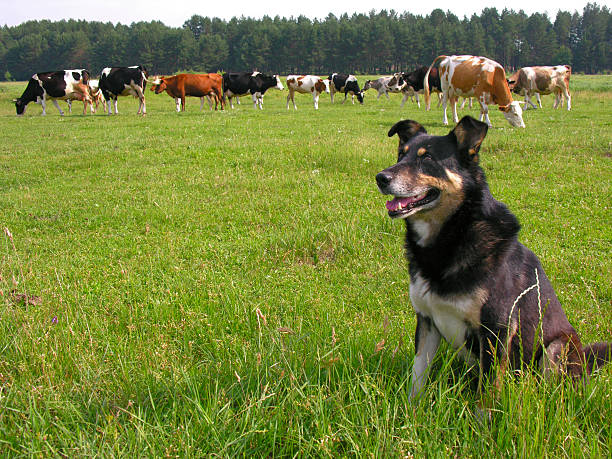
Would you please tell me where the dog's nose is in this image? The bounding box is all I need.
[376,171,393,189]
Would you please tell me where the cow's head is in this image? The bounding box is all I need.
[499,101,525,128]
[356,91,365,104]
[149,76,166,94]
[363,80,372,91]
[273,75,284,91]
[322,78,330,93]
[387,73,405,91]
[14,98,27,116]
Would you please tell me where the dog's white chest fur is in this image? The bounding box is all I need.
[410,274,483,349]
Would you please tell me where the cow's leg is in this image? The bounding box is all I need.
[67,100,72,114]
[341,92,348,104]
[442,93,449,125]
[436,92,442,108]
[51,99,64,116]
[409,314,441,401]
[287,90,297,110]
[384,91,390,100]
[175,98,181,112]
[330,90,335,103]
[313,92,320,110]
[113,98,119,115]
[479,101,492,126]
[562,86,571,110]
[180,96,186,112]
[415,93,421,108]
[524,93,538,110]
[536,92,543,109]
[400,92,410,108]
[452,97,460,124]
[552,90,562,109]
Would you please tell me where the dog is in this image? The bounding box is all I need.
[376,116,610,400]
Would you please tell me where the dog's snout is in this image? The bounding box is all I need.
[376,171,393,189]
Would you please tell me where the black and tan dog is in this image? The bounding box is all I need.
[376,116,610,399]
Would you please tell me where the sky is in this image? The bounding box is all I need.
[2,0,594,28]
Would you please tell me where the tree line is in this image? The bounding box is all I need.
[1,4,610,81]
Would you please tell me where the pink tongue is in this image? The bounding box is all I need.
[386,197,412,211]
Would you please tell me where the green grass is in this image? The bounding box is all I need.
[0,75,610,456]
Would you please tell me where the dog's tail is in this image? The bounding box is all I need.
[583,342,612,374]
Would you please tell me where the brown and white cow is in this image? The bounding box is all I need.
[507,66,571,110]
[286,75,330,110]
[425,55,525,128]
[150,73,223,111]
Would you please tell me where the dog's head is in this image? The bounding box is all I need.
[376,116,488,230]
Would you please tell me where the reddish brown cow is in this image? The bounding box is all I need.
[150,73,224,111]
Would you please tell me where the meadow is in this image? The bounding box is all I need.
[0,75,610,457]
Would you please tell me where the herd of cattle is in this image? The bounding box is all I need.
[12,55,573,128]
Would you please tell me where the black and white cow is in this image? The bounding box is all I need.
[328,73,364,104]
[14,69,93,116]
[388,66,442,108]
[98,66,148,115]
[222,72,284,109]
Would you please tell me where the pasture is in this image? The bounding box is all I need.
[0,75,610,456]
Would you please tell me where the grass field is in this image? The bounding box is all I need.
[0,75,610,457]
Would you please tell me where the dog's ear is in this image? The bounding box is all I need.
[388,120,426,145]
[451,116,488,163]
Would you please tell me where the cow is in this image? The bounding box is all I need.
[507,65,571,110]
[88,79,106,112]
[328,73,364,104]
[98,66,148,115]
[388,67,443,109]
[222,72,284,109]
[14,69,93,116]
[67,78,106,114]
[286,75,330,110]
[425,55,525,128]
[363,76,405,100]
[149,73,224,112]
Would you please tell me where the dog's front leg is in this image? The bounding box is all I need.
[409,314,441,401]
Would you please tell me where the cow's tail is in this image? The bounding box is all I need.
[582,341,612,374]
[424,55,447,111]
[221,76,227,105]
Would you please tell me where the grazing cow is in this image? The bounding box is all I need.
[328,73,364,104]
[388,67,442,108]
[222,72,284,109]
[150,73,224,111]
[363,76,405,100]
[88,79,106,113]
[67,78,106,114]
[98,65,148,115]
[425,55,525,128]
[14,69,93,116]
[286,75,330,110]
[507,65,571,110]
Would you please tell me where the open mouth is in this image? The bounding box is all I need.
[385,188,440,218]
